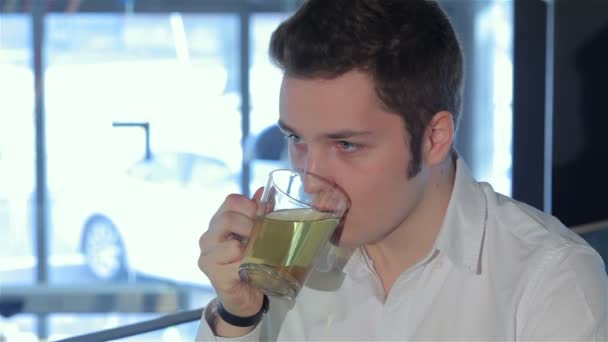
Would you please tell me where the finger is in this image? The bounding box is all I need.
[202,239,246,266]
[207,210,256,241]
[205,265,241,294]
[218,193,258,219]
[252,186,264,202]
[207,193,258,237]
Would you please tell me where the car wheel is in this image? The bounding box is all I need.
[82,216,128,281]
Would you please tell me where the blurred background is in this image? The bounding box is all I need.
[0,0,606,340]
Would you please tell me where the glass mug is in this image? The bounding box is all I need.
[239,169,350,300]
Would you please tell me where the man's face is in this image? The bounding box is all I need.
[279,70,429,247]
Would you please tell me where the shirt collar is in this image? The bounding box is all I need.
[345,157,488,278]
[434,156,488,274]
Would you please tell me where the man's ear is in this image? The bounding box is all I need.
[423,111,454,166]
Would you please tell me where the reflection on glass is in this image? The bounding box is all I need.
[0,315,36,342]
[475,1,513,196]
[1,4,514,340]
[0,14,35,286]
[44,14,240,288]
[248,14,291,193]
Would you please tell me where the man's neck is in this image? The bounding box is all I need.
[364,158,456,297]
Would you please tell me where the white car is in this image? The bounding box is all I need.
[51,151,240,286]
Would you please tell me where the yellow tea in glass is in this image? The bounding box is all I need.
[239,169,350,300]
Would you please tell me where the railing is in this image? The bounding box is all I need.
[0,283,195,341]
[1,222,607,341]
[0,284,184,314]
[571,219,608,235]
[53,307,203,342]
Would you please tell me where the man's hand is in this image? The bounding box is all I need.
[198,188,266,337]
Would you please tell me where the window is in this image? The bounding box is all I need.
[0,1,515,339]
[44,13,240,286]
[0,14,34,286]
[248,13,291,193]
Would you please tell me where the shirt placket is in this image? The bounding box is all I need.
[379,265,425,340]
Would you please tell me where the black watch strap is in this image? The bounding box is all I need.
[217,295,269,327]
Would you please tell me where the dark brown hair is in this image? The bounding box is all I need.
[270,0,464,176]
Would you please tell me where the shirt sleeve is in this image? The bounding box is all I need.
[195,303,264,342]
[518,245,608,340]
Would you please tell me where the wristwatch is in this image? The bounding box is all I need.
[216,295,270,328]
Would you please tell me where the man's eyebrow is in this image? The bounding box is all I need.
[277,120,372,139]
[277,120,296,134]
[325,130,372,140]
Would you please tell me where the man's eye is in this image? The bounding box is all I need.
[337,141,358,152]
[285,134,302,143]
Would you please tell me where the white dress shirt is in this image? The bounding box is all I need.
[196,158,608,341]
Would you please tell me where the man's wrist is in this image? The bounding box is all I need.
[217,295,269,327]
[205,297,268,337]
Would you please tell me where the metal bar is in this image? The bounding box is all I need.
[240,8,251,198]
[31,0,48,338]
[543,0,555,214]
[572,220,608,236]
[111,122,150,127]
[53,307,204,342]
[112,122,151,160]
[32,0,46,290]
[512,0,548,211]
[132,0,297,13]
[446,2,478,174]
[0,284,182,314]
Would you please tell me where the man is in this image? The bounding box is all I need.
[197,0,608,340]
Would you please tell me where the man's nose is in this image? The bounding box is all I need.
[301,147,335,194]
[302,147,332,181]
